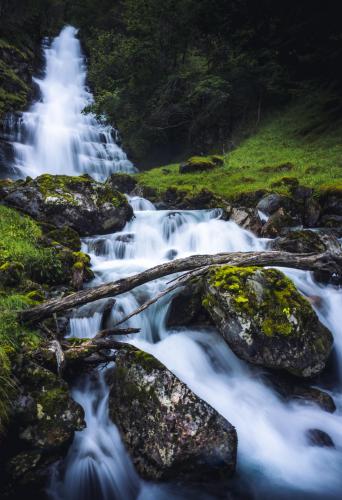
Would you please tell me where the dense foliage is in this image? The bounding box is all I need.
[66,0,342,165]
[1,0,341,164]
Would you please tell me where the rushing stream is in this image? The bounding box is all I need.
[7,26,342,500]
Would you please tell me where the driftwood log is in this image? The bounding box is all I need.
[21,251,342,324]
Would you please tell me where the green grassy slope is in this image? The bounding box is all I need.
[137,95,342,200]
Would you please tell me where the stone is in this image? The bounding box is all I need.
[106,173,137,194]
[269,230,328,253]
[203,266,333,377]
[306,429,335,448]
[256,193,290,216]
[179,156,218,174]
[1,174,133,236]
[109,346,237,481]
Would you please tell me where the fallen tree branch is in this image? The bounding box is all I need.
[94,327,140,339]
[62,337,131,364]
[21,251,342,324]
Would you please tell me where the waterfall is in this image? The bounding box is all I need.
[5,24,340,500]
[5,26,135,181]
[50,200,342,500]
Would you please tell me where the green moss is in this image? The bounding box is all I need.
[129,348,164,372]
[44,226,81,252]
[205,266,313,338]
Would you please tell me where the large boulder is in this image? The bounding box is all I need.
[0,359,84,498]
[109,346,237,481]
[203,266,333,377]
[0,174,133,236]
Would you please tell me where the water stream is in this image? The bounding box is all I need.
[6,26,342,500]
[6,26,135,180]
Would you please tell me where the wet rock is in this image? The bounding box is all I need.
[269,230,328,253]
[265,373,336,413]
[106,172,137,194]
[1,174,133,236]
[167,281,211,328]
[0,359,84,498]
[261,208,300,237]
[229,207,262,234]
[203,266,333,377]
[109,346,237,481]
[306,429,335,448]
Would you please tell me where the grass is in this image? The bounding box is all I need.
[0,205,65,284]
[137,94,342,201]
[0,206,60,431]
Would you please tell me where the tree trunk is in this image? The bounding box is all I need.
[21,251,341,323]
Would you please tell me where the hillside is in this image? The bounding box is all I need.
[137,93,342,200]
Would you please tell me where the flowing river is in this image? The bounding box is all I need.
[8,26,342,500]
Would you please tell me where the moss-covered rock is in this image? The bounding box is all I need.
[109,345,237,481]
[43,226,81,252]
[179,155,221,174]
[203,266,333,377]
[0,357,84,498]
[1,174,133,236]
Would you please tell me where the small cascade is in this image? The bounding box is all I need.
[5,26,135,181]
[51,198,342,499]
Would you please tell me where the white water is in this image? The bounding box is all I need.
[8,26,135,180]
[50,202,342,500]
[6,26,341,500]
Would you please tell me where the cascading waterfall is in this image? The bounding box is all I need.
[6,25,341,500]
[50,201,342,500]
[6,26,135,180]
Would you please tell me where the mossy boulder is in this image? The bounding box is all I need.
[1,174,133,236]
[109,345,237,481]
[203,266,333,377]
[179,155,222,174]
[0,358,84,498]
[43,226,81,252]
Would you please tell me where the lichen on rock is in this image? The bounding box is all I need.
[109,345,237,481]
[0,173,133,236]
[202,266,333,377]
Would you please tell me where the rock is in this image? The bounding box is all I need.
[269,230,327,253]
[261,208,299,237]
[256,193,290,216]
[319,186,342,217]
[306,429,335,448]
[179,156,219,174]
[229,207,262,234]
[1,174,133,236]
[203,266,333,377]
[1,359,84,498]
[303,197,321,227]
[109,346,237,480]
[167,281,211,328]
[106,173,137,194]
[42,226,81,252]
[264,373,336,413]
